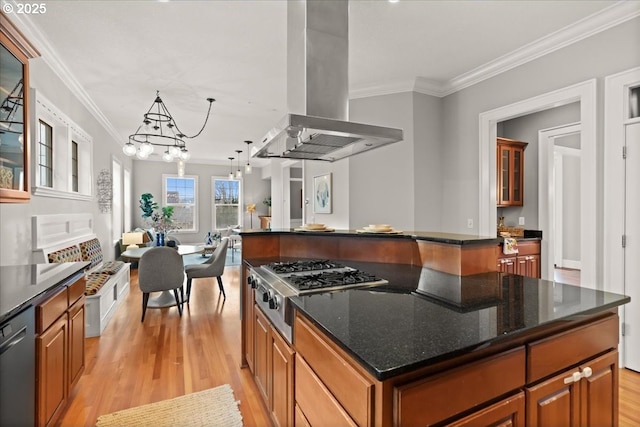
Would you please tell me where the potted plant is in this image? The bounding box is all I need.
[139,193,176,246]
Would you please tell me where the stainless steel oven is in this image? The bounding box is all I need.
[247,260,387,343]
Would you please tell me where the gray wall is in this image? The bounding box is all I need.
[561,152,581,263]
[498,102,580,228]
[131,160,270,243]
[0,57,131,265]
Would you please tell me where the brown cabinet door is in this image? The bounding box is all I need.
[447,391,525,427]
[271,327,294,427]
[68,298,85,389]
[516,255,541,278]
[254,305,271,404]
[36,315,68,427]
[497,138,527,207]
[498,257,517,274]
[579,350,618,427]
[244,268,255,371]
[526,367,580,427]
[525,349,618,427]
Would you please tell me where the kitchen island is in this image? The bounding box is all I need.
[239,230,629,426]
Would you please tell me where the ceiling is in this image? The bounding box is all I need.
[7,0,631,165]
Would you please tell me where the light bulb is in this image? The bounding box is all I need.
[245,163,252,174]
[162,150,174,162]
[228,172,234,180]
[179,149,191,161]
[136,149,150,160]
[169,145,180,157]
[235,170,242,178]
[123,142,137,156]
[140,142,154,155]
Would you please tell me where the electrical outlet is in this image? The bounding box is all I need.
[467,219,473,228]
[518,217,525,225]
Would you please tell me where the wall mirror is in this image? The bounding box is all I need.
[0,13,38,203]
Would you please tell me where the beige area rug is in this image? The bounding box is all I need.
[95,384,243,427]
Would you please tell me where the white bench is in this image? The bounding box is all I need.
[32,215,130,337]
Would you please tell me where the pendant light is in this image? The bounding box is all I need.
[228,157,235,180]
[244,140,253,174]
[235,150,243,178]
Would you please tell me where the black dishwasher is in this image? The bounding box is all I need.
[0,305,35,427]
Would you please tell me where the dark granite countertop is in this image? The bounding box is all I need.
[0,262,89,323]
[240,228,500,246]
[245,258,629,381]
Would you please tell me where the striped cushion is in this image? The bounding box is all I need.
[85,273,110,295]
[48,246,83,263]
[98,260,125,275]
[79,238,103,269]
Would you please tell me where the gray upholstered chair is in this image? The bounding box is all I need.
[185,237,229,302]
[138,247,185,322]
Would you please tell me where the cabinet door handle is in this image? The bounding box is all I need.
[582,367,593,378]
[563,371,582,384]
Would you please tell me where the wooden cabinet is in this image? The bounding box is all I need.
[244,267,255,372]
[448,391,525,427]
[253,305,294,427]
[294,312,375,427]
[498,240,540,278]
[497,137,528,207]
[0,13,38,203]
[526,350,618,427]
[35,277,85,427]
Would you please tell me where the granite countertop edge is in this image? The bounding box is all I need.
[240,228,502,245]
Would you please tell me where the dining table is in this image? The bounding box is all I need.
[121,244,205,307]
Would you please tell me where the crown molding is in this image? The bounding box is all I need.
[352,1,640,100]
[4,11,124,146]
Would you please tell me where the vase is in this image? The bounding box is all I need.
[156,232,165,246]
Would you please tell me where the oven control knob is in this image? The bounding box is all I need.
[262,291,270,302]
[248,276,257,288]
[268,295,279,310]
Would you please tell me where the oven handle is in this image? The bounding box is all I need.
[0,326,27,357]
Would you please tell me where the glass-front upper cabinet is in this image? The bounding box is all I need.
[0,13,39,203]
[497,137,528,207]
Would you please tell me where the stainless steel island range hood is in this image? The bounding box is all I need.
[254,0,403,162]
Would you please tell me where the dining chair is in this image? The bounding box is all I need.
[138,247,185,322]
[184,237,229,302]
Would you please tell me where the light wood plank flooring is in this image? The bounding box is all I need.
[554,267,581,286]
[58,265,640,426]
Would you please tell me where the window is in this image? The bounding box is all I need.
[163,175,198,232]
[213,177,242,229]
[71,141,78,192]
[33,91,93,200]
[38,120,53,188]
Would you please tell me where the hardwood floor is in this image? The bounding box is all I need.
[554,267,581,286]
[58,264,640,426]
[57,265,271,427]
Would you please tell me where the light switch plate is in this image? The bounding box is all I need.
[519,217,525,225]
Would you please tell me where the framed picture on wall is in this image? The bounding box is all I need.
[313,173,332,214]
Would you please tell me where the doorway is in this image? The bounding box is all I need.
[479,80,597,287]
[538,123,582,283]
[604,66,640,372]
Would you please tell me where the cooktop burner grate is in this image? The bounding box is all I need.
[266,259,345,274]
[285,270,383,291]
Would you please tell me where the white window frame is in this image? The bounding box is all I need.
[162,174,198,233]
[32,90,93,200]
[212,176,242,230]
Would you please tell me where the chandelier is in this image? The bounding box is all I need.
[123,90,215,162]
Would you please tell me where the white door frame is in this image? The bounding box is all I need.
[479,79,597,288]
[604,66,640,369]
[538,123,581,280]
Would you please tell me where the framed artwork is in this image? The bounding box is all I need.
[313,173,332,214]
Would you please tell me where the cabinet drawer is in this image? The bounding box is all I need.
[295,354,357,427]
[37,287,68,333]
[67,277,85,306]
[395,346,525,427]
[527,314,618,383]
[294,313,374,427]
[516,241,539,256]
